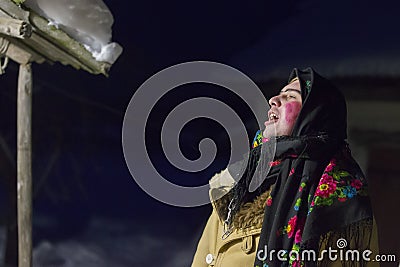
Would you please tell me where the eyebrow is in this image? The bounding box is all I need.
[280,88,301,94]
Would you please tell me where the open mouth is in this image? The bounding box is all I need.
[269,112,279,122]
[264,112,279,126]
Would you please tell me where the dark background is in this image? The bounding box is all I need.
[1,0,400,266]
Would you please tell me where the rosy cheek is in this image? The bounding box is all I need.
[284,102,302,124]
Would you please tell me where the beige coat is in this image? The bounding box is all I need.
[191,169,380,267]
[191,168,268,267]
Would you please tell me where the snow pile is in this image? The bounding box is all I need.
[24,0,122,64]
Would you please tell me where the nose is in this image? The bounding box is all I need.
[268,95,281,107]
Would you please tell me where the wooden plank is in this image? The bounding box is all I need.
[0,16,31,38]
[0,0,110,75]
[22,33,86,70]
[0,36,44,65]
[5,36,45,64]
[28,12,109,75]
[17,63,32,267]
[0,7,86,70]
[0,37,30,64]
[0,0,30,22]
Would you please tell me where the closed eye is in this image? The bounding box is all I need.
[281,93,298,100]
[280,89,301,101]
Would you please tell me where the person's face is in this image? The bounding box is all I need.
[263,79,302,138]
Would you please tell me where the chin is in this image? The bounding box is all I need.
[262,128,271,138]
[263,130,276,138]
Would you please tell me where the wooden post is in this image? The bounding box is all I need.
[17,63,32,267]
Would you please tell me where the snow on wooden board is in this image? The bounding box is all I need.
[0,0,122,75]
[23,0,122,64]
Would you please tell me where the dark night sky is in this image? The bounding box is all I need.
[11,0,297,248]
[24,0,303,221]
[1,0,400,265]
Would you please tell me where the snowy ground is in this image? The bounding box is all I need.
[0,217,199,267]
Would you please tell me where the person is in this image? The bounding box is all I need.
[191,67,379,267]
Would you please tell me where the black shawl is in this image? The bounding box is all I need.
[226,68,373,267]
